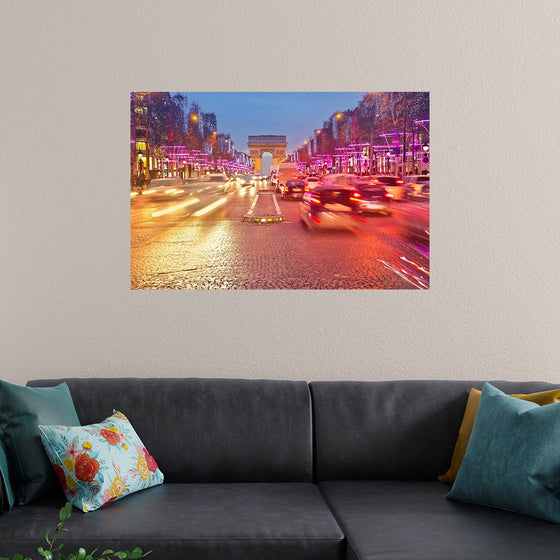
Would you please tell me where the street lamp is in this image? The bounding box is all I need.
[336,113,342,119]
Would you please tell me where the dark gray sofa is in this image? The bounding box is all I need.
[1,378,559,560]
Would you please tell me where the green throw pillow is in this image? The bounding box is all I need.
[0,439,15,510]
[446,382,560,523]
[0,380,80,504]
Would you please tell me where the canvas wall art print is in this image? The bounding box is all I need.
[130,92,429,290]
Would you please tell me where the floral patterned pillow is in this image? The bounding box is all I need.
[38,411,164,512]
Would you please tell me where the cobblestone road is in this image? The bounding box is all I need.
[131,184,428,290]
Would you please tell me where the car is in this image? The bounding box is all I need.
[319,173,360,188]
[299,185,365,232]
[207,173,229,183]
[251,174,268,186]
[239,174,253,186]
[350,183,393,215]
[369,175,406,200]
[404,175,430,199]
[406,183,430,201]
[281,179,306,200]
[393,189,430,241]
[204,173,234,192]
[304,176,321,190]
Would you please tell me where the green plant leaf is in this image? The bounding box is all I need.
[39,548,53,560]
[8,499,148,560]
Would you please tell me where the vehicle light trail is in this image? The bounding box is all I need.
[192,196,228,217]
[151,198,199,217]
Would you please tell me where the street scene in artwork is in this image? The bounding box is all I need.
[131,92,430,290]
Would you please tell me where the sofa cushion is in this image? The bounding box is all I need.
[27,378,313,483]
[310,380,560,481]
[438,386,560,484]
[320,481,560,560]
[0,380,80,504]
[0,483,345,560]
[446,382,560,523]
[39,411,164,512]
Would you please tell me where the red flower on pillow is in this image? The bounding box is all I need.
[53,464,68,492]
[143,447,159,473]
[74,453,100,482]
[100,428,121,446]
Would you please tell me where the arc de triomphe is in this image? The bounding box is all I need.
[247,135,288,173]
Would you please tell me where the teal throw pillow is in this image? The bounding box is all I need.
[0,380,80,505]
[446,382,560,523]
[0,439,15,511]
[39,411,164,512]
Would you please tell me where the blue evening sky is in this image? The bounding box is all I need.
[173,92,366,155]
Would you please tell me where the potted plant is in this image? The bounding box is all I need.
[0,502,151,560]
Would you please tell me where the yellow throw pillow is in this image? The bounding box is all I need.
[438,387,560,484]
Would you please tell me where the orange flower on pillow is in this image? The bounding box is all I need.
[74,453,100,482]
[143,448,158,473]
[100,428,121,446]
[53,464,68,492]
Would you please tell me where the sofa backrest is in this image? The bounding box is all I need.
[27,378,313,483]
[310,380,560,481]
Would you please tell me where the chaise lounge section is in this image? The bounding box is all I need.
[310,380,560,560]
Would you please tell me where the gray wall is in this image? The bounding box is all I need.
[2,1,559,385]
